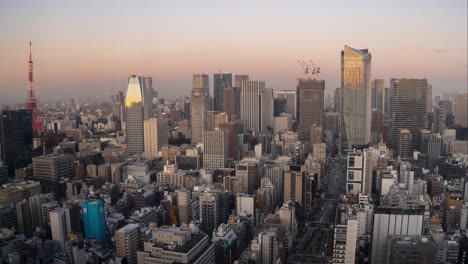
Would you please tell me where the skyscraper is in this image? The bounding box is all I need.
[454,93,468,127]
[193,74,211,110]
[340,45,372,150]
[372,79,385,113]
[82,198,106,243]
[125,75,145,155]
[144,118,168,159]
[240,80,273,132]
[214,73,232,112]
[0,109,33,176]
[234,75,249,88]
[190,85,208,144]
[297,77,325,142]
[276,90,297,119]
[397,128,413,159]
[142,77,154,118]
[199,192,219,235]
[390,78,429,150]
[203,130,229,174]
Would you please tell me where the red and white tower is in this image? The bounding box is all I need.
[25,40,43,133]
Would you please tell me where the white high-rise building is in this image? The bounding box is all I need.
[125,75,145,155]
[203,130,228,173]
[193,74,211,110]
[50,207,71,249]
[144,118,168,158]
[240,80,273,132]
[340,46,372,150]
[116,223,140,264]
[371,208,424,264]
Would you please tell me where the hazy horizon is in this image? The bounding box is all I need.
[1,0,466,105]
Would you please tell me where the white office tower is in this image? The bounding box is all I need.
[371,208,424,264]
[203,130,228,173]
[190,86,208,144]
[236,193,255,216]
[346,150,372,195]
[240,80,273,132]
[340,46,372,150]
[144,118,168,159]
[177,189,192,225]
[50,207,71,249]
[332,205,358,264]
[275,90,296,119]
[125,75,145,155]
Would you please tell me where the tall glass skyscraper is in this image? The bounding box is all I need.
[82,198,106,243]
[213,73,232,112]
[296,78,324,142]
[125,75,145,155]
[240,80,273,132]
[340,45,372,150]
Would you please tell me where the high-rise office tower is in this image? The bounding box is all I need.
[206,111,221,131]
[390,79,428,150]
[193,73,211,109]
[273,98,287,117]
[190,86,208,144]
[203,130,229,174]
[432,107,446,134]
[16,200,33,237]
[116,223,140,264]
[0,109,33,176]
[143,77,154,118]
[297,77,325,142]
[340,45,372,150]
[334,88,341,113]
[310,124,323,144]
[240,81,273,132]
[32,154,75,180]
[259,231,279,264]
[235,75,249,88]
[454,93,468,127]
[29,193,55,229]
[223,87,240,117]
[397,128,412,158]
[371,109,384,143]
[144,118,168,159]
[427,83,433,113]
[177,189,192,225]
[214,73,232,112]
[236,193,255,216]
[125,75,145,155]
[199,192,219,235]
[384,87,391,115]
[427,133,442,168]
[276,90,297,119]
[41,201,59,234]
[50,207,71,249]
[218,121,243,162]
[82,198,106,243]
[371,208,423,264]
[372,79,385,113]
[235,161,258,194]
[284,166,305,205]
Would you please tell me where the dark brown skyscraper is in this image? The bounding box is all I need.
[296,77,325,142]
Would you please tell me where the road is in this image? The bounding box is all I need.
[289,157,345,264]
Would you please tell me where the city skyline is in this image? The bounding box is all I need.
[0,0,467,104]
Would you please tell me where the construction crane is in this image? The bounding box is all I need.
[297,59,321,78]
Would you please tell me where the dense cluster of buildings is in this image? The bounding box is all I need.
[0,45,466,264]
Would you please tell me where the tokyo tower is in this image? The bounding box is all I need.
[25,40,43,133]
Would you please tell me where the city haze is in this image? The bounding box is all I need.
[0,0,466,104]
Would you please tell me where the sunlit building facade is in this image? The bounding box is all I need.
[340,46,372,150]
[125,75,145,155]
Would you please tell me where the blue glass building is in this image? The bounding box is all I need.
[82,198,106,243]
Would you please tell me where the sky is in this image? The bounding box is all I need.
[0,0,466,104]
